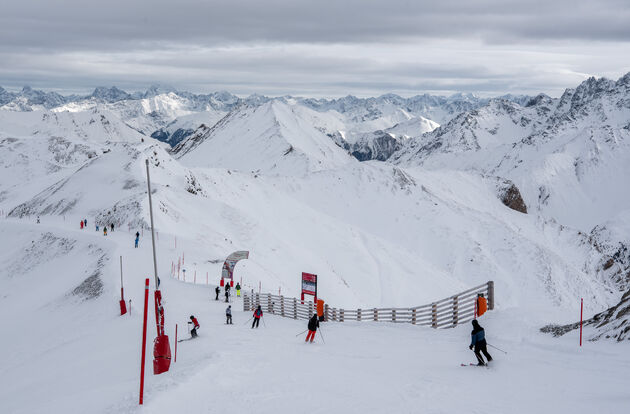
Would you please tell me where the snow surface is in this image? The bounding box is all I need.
[1,74,630,413]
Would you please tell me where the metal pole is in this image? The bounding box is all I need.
[145,159,160,289]
[120,256,124,300]
[139,278,149,405]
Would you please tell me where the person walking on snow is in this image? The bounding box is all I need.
[84,219,87,227]
[225,283,231,302]
[226,305,233,324]
[235,283,241,297]
[306,314,319,343]
[134,234,139,248]
[189,315,200,338]
[36,216,40,224]
[110,223,114,232]
[215,286,220,301]
[96,224,99,231]
[80,220,84,229]
[251,305,263,328]
[103,227,108,236]
[469,319,492,366]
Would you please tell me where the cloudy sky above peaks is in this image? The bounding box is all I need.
[1,0,630,97]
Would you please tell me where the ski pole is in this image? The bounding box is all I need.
[318,328,325,344]
[487,343,507,354]
[295,330,308,337]
[262,317,266,327]
[243,317,253,326]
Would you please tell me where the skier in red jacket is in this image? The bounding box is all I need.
[189,315,200,338]
[251,305,263,328]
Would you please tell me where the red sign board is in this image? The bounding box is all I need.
[301,272,317,302]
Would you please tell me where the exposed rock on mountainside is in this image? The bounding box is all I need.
[541,288,630,342]
[496,180,527,214]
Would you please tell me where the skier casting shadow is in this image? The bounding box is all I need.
[252,305,263,328]
[469,319,492,366]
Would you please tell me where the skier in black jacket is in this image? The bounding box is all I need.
[305,314,319,343]
[215,286,220,301]
[469,319,493,366]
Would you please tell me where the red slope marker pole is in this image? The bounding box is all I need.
[174,324,178,363]
[139,278,150,405]
[580,298,584,346]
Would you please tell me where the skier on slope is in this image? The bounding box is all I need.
[80,220,84,229]
[215,286,220,301]
[235,282,241,297]
[469,319,493,366]
[305,313,319,343]
[134,234,139,248]
[189,315,200,338]
[251,305,263,328]
[36,216,40,224]
[110,223,115,232]
[135,231,140,239]
[84,219,87,227]
[226,305,233,324]
[103,227,108,236]
[225,283,231,303]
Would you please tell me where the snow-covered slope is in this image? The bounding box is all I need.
[174,101,355,175]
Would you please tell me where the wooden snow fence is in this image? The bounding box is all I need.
[243,281,494,329]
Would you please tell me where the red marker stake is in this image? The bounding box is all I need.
[580,298,584,346]
[139,278,149,405]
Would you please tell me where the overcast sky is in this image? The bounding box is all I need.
[1,0,629,97]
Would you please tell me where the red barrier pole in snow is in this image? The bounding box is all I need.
[580,298,584,346]
[139,278,149,405]
[174,324,178,363]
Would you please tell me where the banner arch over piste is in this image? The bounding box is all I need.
[221,251,249,286]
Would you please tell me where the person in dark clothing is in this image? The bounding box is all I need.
[134,235,139,248]
[110,223,115,232]
[469,319,492,366]
[252,305,263,328]
[189,315,200,338]
[306,314,319,343]
[215,286,220,301]
[226,305,233,324]
[225,289,230,303]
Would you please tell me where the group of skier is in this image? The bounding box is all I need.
[215,282,241,302]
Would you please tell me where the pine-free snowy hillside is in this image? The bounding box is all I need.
[1,75,630,413]
[174,101,355,175]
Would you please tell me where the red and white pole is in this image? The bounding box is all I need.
[580,298,584,346]
[139,278,149,405]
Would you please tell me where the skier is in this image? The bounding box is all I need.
[215,286,220,301]
[96,224,99,231]
[80,220,84,229]
[305,313,319,343]
[469,319,493,366]
[110,223,115,232]
[36,216,40,224]
[84,219,87,227]
[251,305,263,328]
[189,315,200,338]
[135,231,140,239]
[134,234,139,248]
[226,305,233,324]
[225,283,231,303]
[235,282,241,297]
[103,227,108,236]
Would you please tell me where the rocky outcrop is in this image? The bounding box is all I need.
[496,180,527,214]
[541,289,630,342]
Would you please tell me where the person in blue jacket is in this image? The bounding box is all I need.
[469,319,493,366]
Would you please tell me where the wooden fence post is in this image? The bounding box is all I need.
[281,296,285,317]
[412,308,417,325]
[431,303,437,328]
[488,280,495,310]
[373,308,377,321]
[293,297,297,319]
[340,309,344,322]
[308,302,313,317]
[332,308,337,321]
[243,293,249,311]
[392,309,396,322]
[324,304,329,321]
[452,296,459,327]
[358,308,362,321]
